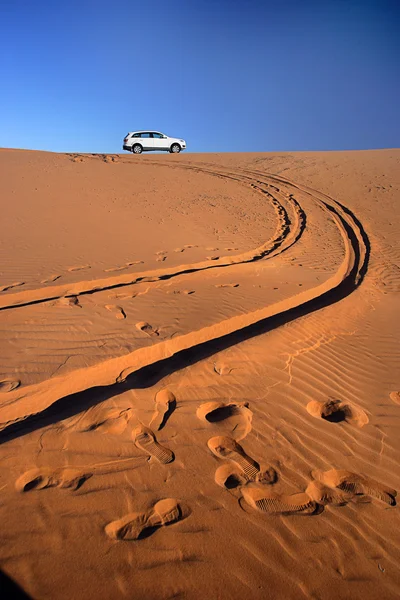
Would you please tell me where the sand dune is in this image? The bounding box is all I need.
[0,148,399,599]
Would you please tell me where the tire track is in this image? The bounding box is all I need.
[0,165,368,436]
[0,179,299,311]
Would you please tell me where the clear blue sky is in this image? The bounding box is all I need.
[1,0,399,153]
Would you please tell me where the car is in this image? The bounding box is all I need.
[123,131,186,154]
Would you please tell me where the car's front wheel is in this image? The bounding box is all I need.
[132,144,143,154]
[170,144,181,153]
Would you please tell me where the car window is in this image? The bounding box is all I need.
[141,133,151,138]
[152,133,162,139]
[132,133,140,138]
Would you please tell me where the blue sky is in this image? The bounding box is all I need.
[1,0,399,153]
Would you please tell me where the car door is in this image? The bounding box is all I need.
[140,132,154,150]
[152,132,167,151]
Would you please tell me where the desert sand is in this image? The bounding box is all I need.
[0,148,399,599]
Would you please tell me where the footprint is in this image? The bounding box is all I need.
[215,463,249,489]
[68,265,91,272]
[197,401,252,441]
[136,321,159,337]
[114,288,149,300]
[105,304,126,319]
[305,480,353,506]
[126,260,144,267]
[241,486,317,515]
[174,248,185,253]
[16,468,91,492]
[156,251,167,262]
[206,247,219,251]
[77,407,132,435]
[105,498,181,540]
[215,283,239,288]
[149,389,176,431]
[0,282,25,292]
[207,436,260,480]
[206,255,219,261]
[390,391,400,405]
[104,266,128,272]
[213,363,233,376]
[41,274,61,284]
[306,398,369,427]
[312,469,397,506]
[167,289,195,296]
[0,379,20,393]
[53,296,81,308]
[215,462,276,489]
[133,425,174,464]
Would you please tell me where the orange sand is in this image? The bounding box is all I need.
[0,148,399,599]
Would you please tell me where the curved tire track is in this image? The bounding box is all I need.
[0,165,368,436]
[0,179,300,311]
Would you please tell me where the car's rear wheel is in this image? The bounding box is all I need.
[132,144,143,154]
[170,144,181,153]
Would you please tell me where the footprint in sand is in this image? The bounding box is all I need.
[167,289,195,296]
[77,406,132,435]
[0,379,20,393]
[215,462,276,490]
[306,398,369,427]
[105,498,181,540]
[174,245,197,252]
[197,401,253,441]
[0,282,25,292]
[156,251,167,262]
[126,260,144,266]
[206,255,219,261]
[207,436,260,480]
[41,274,61,284]
[213,363,234,376]
[136,321,159,337]
[104,260,143,272]
[114,288,149,301]
[53,296,81,308]
[311,469,397,506]
[133,425,174,464]
[104,266,128,272]
[16,468,92,492]
[305,480,353,506]
[105,304,126,319]
[67,265,91,272]
[149,389,176,431]
[390,391,400,405]
[215,283,239,288]
[241,486,317,516]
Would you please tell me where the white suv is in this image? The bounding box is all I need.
[123,131,187,154]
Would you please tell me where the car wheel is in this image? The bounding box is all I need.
[132,144,143,154]
[170,144,181,153]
